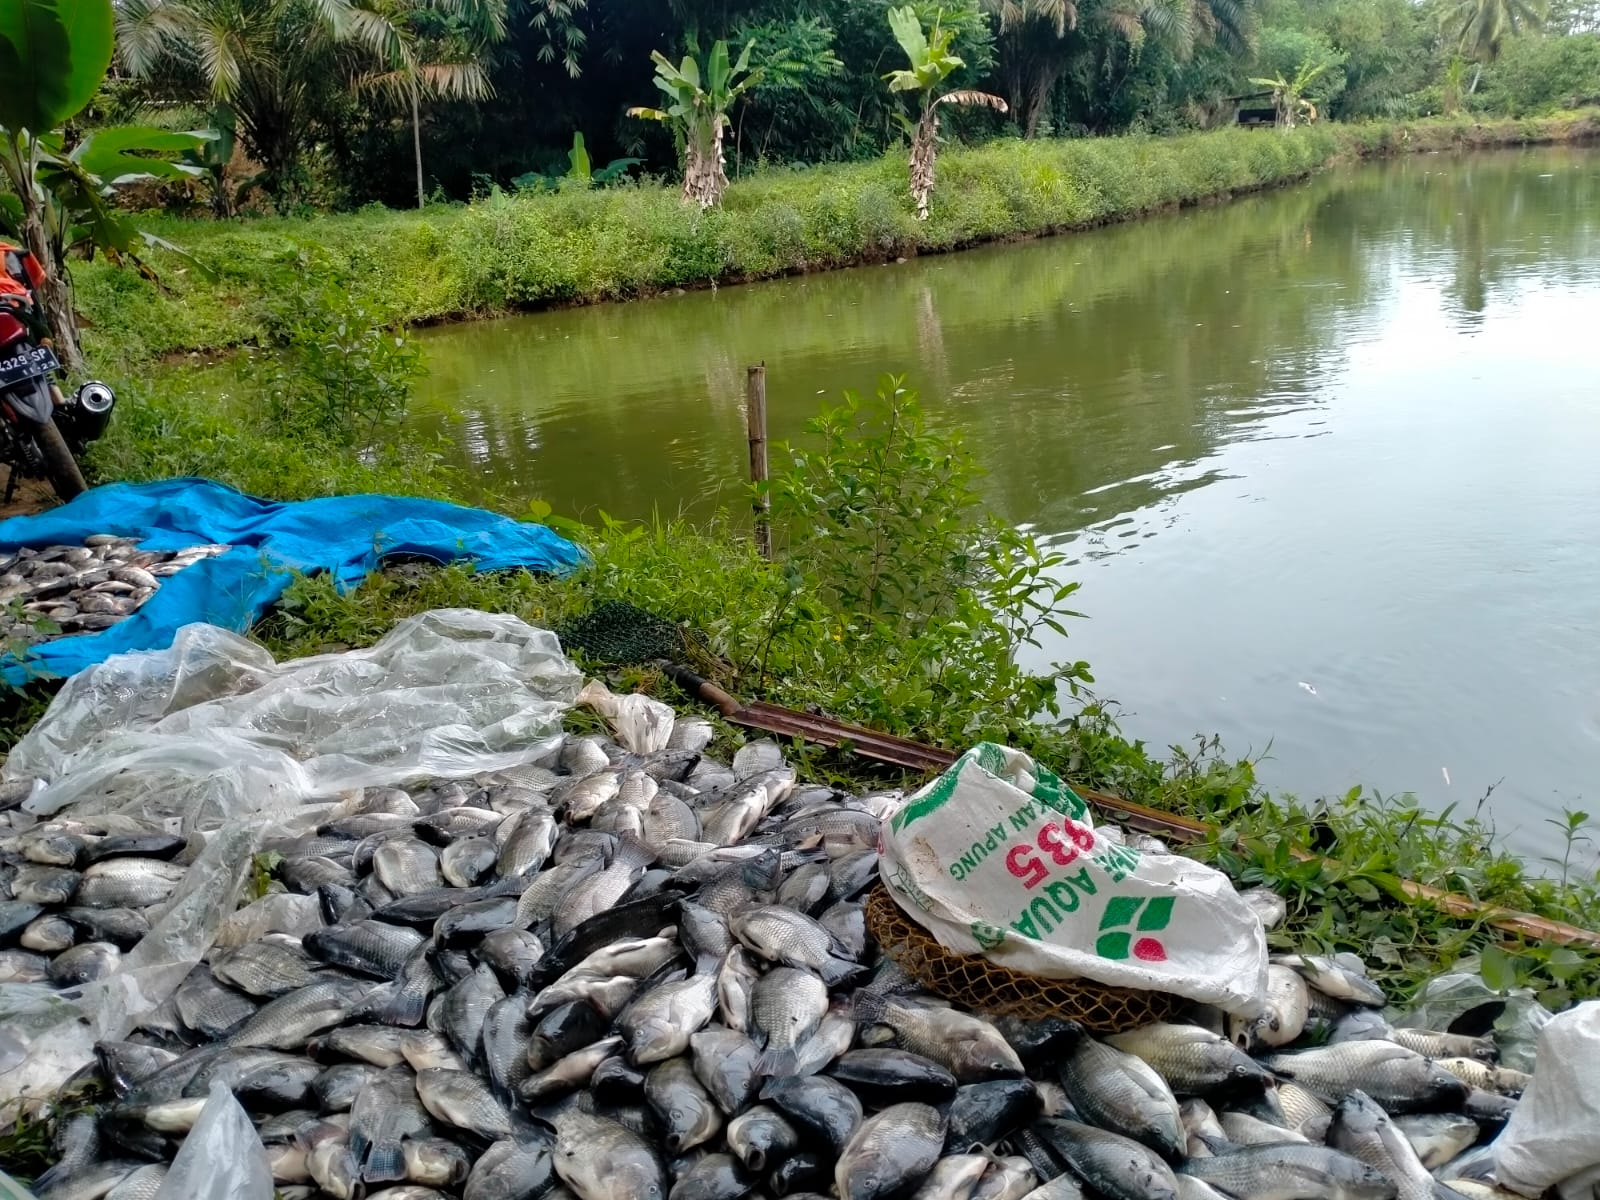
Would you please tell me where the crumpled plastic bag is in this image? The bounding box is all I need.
[0,822,256,1107]
[577,678,675,755]
[155,1081,273,1200]
[1393,967,1552,1074]
[1495,1001,1600,1198]
[0,609,583,1108]
[9,609,582,830]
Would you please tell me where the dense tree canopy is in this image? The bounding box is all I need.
[74,0,1600,209]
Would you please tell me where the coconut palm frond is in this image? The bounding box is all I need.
[1203,0,1255,52]
[340,5,414,67]
[430,0,509,40]
[1141,0,1197,57]
[419,60,493,100]
[1103,6,1145,41]
[115,0,196,76]
[1035,0,1078,36]
[192,15,246,98]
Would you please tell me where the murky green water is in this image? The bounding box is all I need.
[412,146,1600,862]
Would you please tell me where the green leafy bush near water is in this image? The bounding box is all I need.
[73,111,1598,370]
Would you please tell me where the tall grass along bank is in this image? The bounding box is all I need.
[78,112,1598,368]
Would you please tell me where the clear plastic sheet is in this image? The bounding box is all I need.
[1394,966,1553,1074]
[154,1082,274,1200]
[9,609,582,829]
[0,610,582,1109]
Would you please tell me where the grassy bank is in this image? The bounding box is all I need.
[77,111,1599,369]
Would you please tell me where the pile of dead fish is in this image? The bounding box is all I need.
[0,537,229,643]
[20,721,1535,1200]
[0,813,191,987]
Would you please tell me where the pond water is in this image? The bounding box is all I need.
[410,146,1600,863]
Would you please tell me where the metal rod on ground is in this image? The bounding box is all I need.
[746,363,771,560]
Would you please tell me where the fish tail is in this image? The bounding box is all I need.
[362,1139,407,1183]
[818,956,862,988]
[755,1045,800,1077]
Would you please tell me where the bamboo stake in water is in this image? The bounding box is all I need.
[747,364,771,560]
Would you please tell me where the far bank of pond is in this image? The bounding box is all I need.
[405,145,1600,866]
[77,112,1600,369]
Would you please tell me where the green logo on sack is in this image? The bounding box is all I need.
[970,920,1007,950]
[890,757,970,832]
[1095,895,1175,962]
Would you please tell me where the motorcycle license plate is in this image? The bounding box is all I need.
[0,344,59,389]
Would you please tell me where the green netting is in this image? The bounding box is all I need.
[556,600,685,665]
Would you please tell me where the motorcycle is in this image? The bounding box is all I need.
[0,243,115,503]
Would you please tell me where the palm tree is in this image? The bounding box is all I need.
[985,0,1255,137]
[115,0,504,208]
[1442,0,1543,90]
[983,0,1075,138]
[347,0,507,209]
[885,6,1007,220]
[115,0,354,204]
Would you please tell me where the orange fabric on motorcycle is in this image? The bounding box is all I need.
[0,241,44,304]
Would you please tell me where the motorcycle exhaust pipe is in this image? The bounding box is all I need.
[57,380,116,445]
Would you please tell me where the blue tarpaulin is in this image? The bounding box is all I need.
[0,478,586,681]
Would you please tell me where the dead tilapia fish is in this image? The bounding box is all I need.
[0,537,230,641]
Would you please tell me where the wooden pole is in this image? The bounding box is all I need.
[746,364,771,560]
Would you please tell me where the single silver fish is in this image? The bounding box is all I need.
[835,1102,947,1200]
[619,972,718,1065]
[1328,1090,1452,1200]
[1179,1144,1398,1200]
[854,992,1024,1083]
[1058,1034,1184,1161]
[542,1098,667,1200]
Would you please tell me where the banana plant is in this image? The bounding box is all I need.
[628,39,761,209]
[1249,57,1330,130]
[0,0,211,369]
[885,6,1008,220]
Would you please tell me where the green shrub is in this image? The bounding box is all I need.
[1479,34,1600,116]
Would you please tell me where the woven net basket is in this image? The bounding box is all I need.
[864,886,1185,1032]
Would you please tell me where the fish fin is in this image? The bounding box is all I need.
[526,1092,583,1128]
[816,956,863,988]
[362,1139,407,1183]
[613,833,659,870]
[1197,1133,1233,1155]
[508,1108,554,1145]
[850,988,893,1029]
[29,1162,71,1194]
[755,1045,799,1077]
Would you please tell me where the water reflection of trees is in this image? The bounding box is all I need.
[412,147,1600,526]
